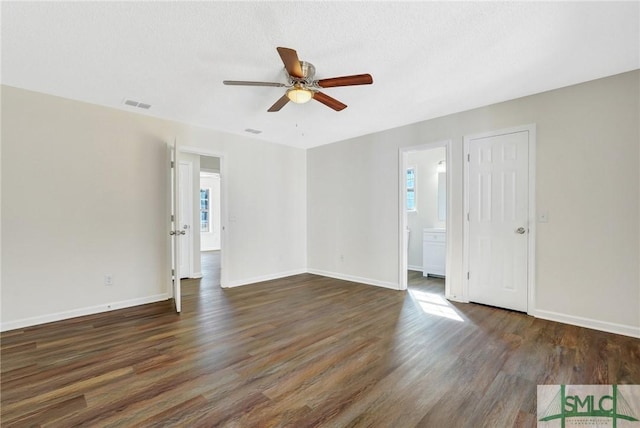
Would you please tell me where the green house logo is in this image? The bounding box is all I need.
[538,385,640,427]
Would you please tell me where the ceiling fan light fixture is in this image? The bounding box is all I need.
[286,85,313,104]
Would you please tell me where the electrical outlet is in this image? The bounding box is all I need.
[104,275,113,286]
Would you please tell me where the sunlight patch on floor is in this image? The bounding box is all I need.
[409,289,464,322]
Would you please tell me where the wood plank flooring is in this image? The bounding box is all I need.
[2,260,639,427]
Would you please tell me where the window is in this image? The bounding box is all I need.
[200,188,210,232]
[406,168,416,211]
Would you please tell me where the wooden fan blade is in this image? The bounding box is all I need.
[317,74,373,88]
[223,80,285,87]
[313,91,347,111]
[268,94,290,112]
[276,47,303,78]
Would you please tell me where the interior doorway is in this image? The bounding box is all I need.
[200,172,221,251]
[198,156,222,287]
[399,141,452,295]
[178,146,226,291]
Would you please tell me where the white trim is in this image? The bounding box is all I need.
[533,309,640,339]
[190,272,203,279]
[180,146,223,158]
[462,124,536,312]
[0,293,170,332]
[223,269,308,288]
[5,274,638,339]
[408,264,423,271]
[167,143,173,299]
[398,141,452,295]
[309,269,400,291]
[527,126,537,314]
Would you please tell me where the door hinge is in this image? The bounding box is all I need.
[171,269,175,276]
[467,272,470,280]
[467,153,470,162]
[171,160,175,168]
[171,214,175,222]
[467,212,470,221]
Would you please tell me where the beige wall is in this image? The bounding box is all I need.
[308,70,639,336]
[1,85,307,330]
[2,70,638,336]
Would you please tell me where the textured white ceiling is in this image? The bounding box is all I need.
[2,2,638,149]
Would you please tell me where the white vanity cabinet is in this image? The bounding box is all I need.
[423,228,446,277]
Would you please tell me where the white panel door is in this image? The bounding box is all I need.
[169,142,182,313]
[467,131,529,311]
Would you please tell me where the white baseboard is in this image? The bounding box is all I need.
[222,269,307,288]
[408,265,423,272]
[307,269,401,291]
[533,309,640,339]
[190,272,203,279]
[6,276,636,342]
[0,293,170,332]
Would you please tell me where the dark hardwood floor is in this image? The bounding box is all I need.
[2,257,639,427]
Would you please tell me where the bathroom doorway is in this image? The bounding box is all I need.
[399,141,452,294]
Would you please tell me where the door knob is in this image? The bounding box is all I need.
[169,231,176,236]
[515,227,526,234]
[179,230,186,235]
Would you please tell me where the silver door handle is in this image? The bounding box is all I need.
[515,227,526,234]
[178,230,186,235]
[169,231,176,236]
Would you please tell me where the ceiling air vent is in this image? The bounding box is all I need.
[123,98,151,110]
[244,128,262,134]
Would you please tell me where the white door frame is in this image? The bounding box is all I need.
[180,146,228,288]
[178,160,194,278]
[168,140,181,312]
[463,124,536,314]
[398,140,453,294]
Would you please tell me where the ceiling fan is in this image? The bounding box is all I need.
[223,47,373,112]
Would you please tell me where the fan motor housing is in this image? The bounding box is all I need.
[299,61,316,79]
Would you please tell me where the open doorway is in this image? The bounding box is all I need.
[399,141,452,297]
[199,156,221,286]
[175,146,226,311]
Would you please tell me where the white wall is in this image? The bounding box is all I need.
[407,148,446,270]
[308,70,639,336]
[1,85,307,330]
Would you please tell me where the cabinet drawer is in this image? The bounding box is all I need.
[423,232,446,243]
